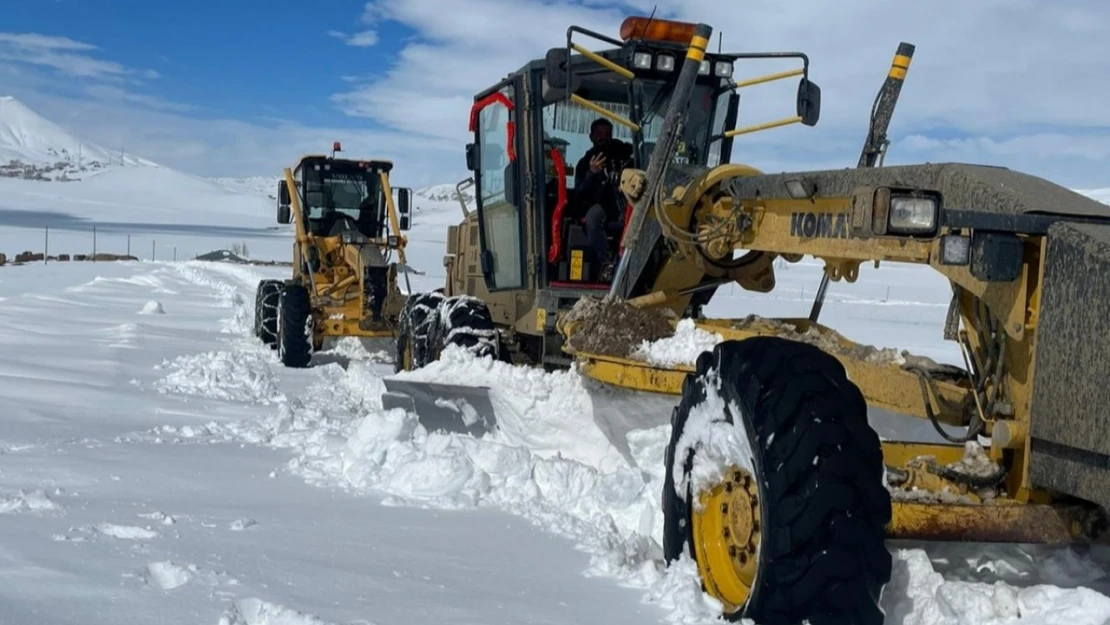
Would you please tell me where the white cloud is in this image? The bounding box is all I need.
[0,33,98,51]
[81,84,194,113]
[327,29,380,47]
[0,31,157,81]
[329,0,1110,187]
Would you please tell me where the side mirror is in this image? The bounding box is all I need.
[466,143,477,171]
[397,187,412,230]
[797,78,821,127]
[278,179,291,205]
[545,48,569,89]
[541,48,582,104]
[276,180,292,224]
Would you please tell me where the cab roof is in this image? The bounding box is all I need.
[293,154,394,173]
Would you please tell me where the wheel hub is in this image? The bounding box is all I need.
[691,464,762,614]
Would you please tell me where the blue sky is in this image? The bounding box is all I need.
[1,1,405,127]
[2,0,1109,191]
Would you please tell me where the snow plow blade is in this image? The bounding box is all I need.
[380,378,497,437]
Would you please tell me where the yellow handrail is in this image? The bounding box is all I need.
[734,67,804,89]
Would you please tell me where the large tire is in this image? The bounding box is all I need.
[663,336,892,625]
[254,280,282,347]
[394,291,445,372]
[435,295,500,360]
[277,283,313,368]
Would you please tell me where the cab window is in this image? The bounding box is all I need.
[474,85,525,290]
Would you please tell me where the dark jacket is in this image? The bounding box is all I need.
[574,139,634,221]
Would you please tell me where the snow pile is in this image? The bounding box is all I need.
[140,300,166,315]
[138,510,177,525]
[885,549,1110,625]
[145,561,193,590]
[0,488,60,513]
[391,344,630,472]
[632,319,723,368]
[218,598,338,625]
[94,523,160,540]
[153,344,710,618]
[153,350,286,405]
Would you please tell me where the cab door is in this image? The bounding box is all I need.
[469,75,526,291]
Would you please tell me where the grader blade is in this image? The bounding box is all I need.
[380,378,497,437]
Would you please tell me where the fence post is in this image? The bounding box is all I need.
[152,240,155,261]
[44,225,48,264]
[127,234,131,257]
[93,226,97,261]
[173,246,177,262]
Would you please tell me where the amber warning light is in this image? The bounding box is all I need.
[619,16,698,44]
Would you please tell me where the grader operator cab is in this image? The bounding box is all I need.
[254,142,414,367]
[383,14,1110,625]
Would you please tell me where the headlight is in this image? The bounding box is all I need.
[699,60,711,75]
[656,54,675,72]
[633,52,652,70]
[888,196,937,234]
[387,235,400,247]
[714,61,733,77]
[341,231,367,245]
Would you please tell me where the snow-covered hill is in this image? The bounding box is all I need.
[211,175,280,199]
[0,96,156,181]
[0,98,283,262]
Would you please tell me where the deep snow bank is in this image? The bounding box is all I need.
[390,344,631,473]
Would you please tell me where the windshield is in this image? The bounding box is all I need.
[639,82,732,167]
[542,80,731,188]
[301,163,383,222]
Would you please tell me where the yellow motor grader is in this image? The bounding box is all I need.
[383,14,1110,625]
[254,143,414,367]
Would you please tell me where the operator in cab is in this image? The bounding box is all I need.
[574,118,634,280]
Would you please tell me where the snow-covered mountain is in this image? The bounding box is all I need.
[0,96,156,181]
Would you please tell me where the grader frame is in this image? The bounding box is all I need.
[386,13,1110,624]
